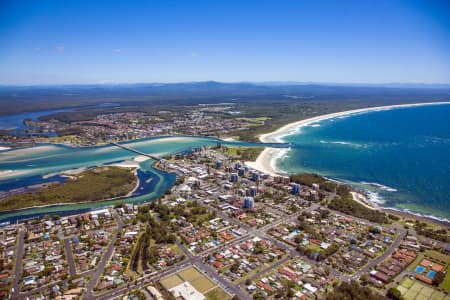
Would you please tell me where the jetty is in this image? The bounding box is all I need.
[110,142,161,160]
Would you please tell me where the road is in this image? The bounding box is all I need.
[94,202,315,300]
[18,268,97,299]
[63,237,77,277]
[84,210,124,299]
[247,255,292,282]
[352,226,407,280]
[62,195,405,300]
[195,261,250,300]
[11,228,25,299]
[110,142,161,160]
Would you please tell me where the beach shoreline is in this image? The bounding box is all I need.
[245,101,450,226]
[247,101,450,176]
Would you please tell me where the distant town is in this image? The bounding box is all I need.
[1,145,449,300]
[0,104,268,147]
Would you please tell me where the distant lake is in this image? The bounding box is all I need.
[0,102,120,136]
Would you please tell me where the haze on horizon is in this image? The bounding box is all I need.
[0,0,449,85]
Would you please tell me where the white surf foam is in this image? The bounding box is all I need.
[269,148,290,174]
[360,181,397,192]
[385,207,450,224]
[365,191,386,205]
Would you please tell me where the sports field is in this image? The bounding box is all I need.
[205,287,231,300]
[398,277,449,300]
[178,266,216,293]
[160,266,229,297]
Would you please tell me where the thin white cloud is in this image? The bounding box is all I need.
[55,45,65,52]
[114,48,121,53]
[191,52,200,57]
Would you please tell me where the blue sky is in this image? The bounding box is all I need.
[0,0,449,85]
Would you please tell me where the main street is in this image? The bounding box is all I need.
[63,238,77,277]
[11,227,25,299]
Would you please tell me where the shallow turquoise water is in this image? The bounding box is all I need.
[0,136,269,223]
[275,104,450,220]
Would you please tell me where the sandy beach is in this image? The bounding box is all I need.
[245,101,450,176]
[134,155,150,162]
[244,101,450,220]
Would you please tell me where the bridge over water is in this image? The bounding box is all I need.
[110,139,291,160]
[110,142,162,160]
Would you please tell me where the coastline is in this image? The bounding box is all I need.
[245,101,450,225]
[246,101,450,176]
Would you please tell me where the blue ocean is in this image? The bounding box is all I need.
[275,104,450,220]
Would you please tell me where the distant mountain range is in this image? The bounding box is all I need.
[1,81,450,89]
[0,81,449,115]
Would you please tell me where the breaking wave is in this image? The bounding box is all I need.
[360,181,397,192]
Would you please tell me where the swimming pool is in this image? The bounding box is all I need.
[415,266,425,273]
[427,271,436,279]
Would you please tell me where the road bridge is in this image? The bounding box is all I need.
[110,142,161,160]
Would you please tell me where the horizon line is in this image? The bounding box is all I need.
[1,80,450,88]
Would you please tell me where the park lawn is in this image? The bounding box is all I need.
[205,287,231,300]
[178,266,216,293]
[439,267,450,292]
[190,276,216,294]
[235,116,269,122]
[160,274,184,290]
[220,146,264,161]
[425,250,450,264]
[308,243,321,252]
[400,276,415,289]
[169,244,185,257]
[398,278,449,300]
[397,285,408,295]
[253,117,270,121]
[178,267,203,281]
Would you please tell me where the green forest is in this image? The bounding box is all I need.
[0,166,137,211]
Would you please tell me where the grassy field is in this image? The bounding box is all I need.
[178,267,216,293]
[169,244,184,257]
[398,277,449,300]
[220,146,264,161]
[425,250,450,265]
[160,274,184,290]
[205,287,231,300]
[160,266,221,295]
[308,243,321,252]
[439,267,450,292]
[178,267,203,281]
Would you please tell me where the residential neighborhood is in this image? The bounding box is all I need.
[1,145,449,300]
